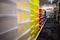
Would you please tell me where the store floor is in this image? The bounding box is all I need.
[37,18,60,40]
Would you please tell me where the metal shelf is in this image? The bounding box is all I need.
[0,26,18,35]
[17,8,30,13]
[17,28,30,40]
[0,14,17,17]
[36,19,47,40]
[18,20,30,25]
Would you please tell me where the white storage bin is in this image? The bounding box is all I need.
[0,2,16,16]
[0,29,18,40]
[0,16,17,34]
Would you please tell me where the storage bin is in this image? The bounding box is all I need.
[0,2,16,16]
[18,31,30,40]
[17,0,29,3]
[18,22,30,35]
[0,29,18,40]
[17,1,29,10]
[0,16,17,34]
[17,10,29,22]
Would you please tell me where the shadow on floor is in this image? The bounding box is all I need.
[37,18,60,40]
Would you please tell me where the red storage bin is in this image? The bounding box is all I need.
[39,9,43,30]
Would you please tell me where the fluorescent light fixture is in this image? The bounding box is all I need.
[48,0,54,3]
[41,5,54,9]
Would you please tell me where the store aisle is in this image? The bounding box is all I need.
[37,18,60,40]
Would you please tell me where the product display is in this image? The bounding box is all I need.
[39,9,47,25]
[0,0,60,40]
[56,1,60,23]
[39,9,43,28]
[17,0,47,40]
[30,0,39,40]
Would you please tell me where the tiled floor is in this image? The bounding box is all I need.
[37,18,60,40]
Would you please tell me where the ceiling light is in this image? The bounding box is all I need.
[48,0,54,3]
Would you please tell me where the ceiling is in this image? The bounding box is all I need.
[40,0,58,6]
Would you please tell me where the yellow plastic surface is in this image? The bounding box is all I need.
[30,0,39,40]
[30,0,39,5]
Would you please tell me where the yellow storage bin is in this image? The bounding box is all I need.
[17,1,29,10]
[17,10,29,22]
[18,22,30,35]
[30,0,39,40]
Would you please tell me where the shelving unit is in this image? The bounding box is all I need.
[36,19,47,39]
[34,8,47,40]
[18,28,30,39]
[56,1,60,22]
[17,8,30,12]
[18,20,30,25]
[0,26,17,35]
[0,0,48,40]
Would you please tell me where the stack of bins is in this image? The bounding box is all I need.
[0,0,18,40]
[30,0,39,40]
[39,8,47,32]
[43,10,46,24]
[39,9,43,28]
[17,0,30,40]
